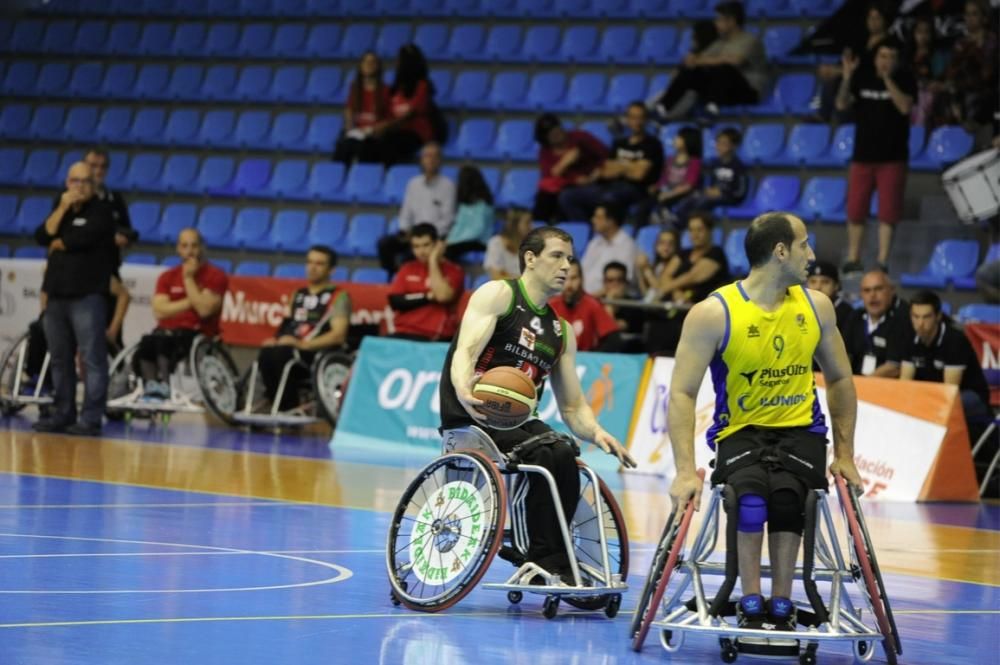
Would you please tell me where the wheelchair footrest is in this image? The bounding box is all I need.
[736,636,800,658]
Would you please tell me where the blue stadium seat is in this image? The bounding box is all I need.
[637,26,678,64]
[775,123,830,167]
[238,23,275,56]
[482,0,519,16]
[263,159,310,199]
[240,0,275,15]
[518,0,558,17]
[486,72,528,110]
[563,72,606,112]
[740,123,786,165]
[161,256,182,267]
[201,64,238,101]
[956,303,1000,324]
[232,207,272,250]
[748,0,796,17]
[908,124,927,164]
[306,114,342,151]
[447,23,485,60]
[900,240,980,289]
[339,163,385,203]
[164,109,202,146]
[197,205,236,248]
[954,243,1000,291]
[37,63,72,98]
[795,176,847,223]
[123,153,164,191]
[561,221,592,252]
[751,72,815,115]
[376,0,411,16]
[135,64,170,100]
[124,253,158,266]
[578,121,612,148]
[0,149,26,187]
[307,162,346,201]
[130,108,167,146]
[381,165,420,205]
[413,0,448,15]
[555,0,597,16]
[234,65,273,102]
[764,25,811,64]
[274,23,308,57]
[520,25,560,62]
[727,175,800,219]
[157,203,197,243]
[346,214,387,257]
[790,0,834,17]
[670,0,713,18]
[560,25,599,63]
[42,20,77,55]
[69,62,105,99]
[680,226,723,249]
[331,266,350,282]
[497,169,539,207]
[414,23,449,59]
[479,166,501,195]
[430,69,452,104]
[352,267,390,284]
[270,111,308,150]
[14,246,47,260]
[0,62,37,96]
[0,105,32,140]
[128,201,161,239]
[305,66,342,104]
[166,63,205,101]
[450,71,491,109]
[56,150,83,180]
[171,23,208,57]
[526,72,567,111]
[108,20,141,55]
[161,154,200,193]
[20,149,59,187]
[724,228,750,277]
[812,124,854,167]
[0,195,19,235]
[340,23,377,58]
[194,156,236,194]
[10,19,45,53]
[234,261,271,277]
[268,210,310,252]
[220,158,271,197]
[634,225,660,260]
[597,25,640,64]
[494,119,536,161]
[107,150,129,186]
[198,109,236,147]
[14,197,53,235]
[483,25,523,62]
[139,22,174,55]
[100,63,137,99]
[230,110,272,149]
[271,66,308,103]
[911,126,974,171]
[205,22,240,56]
[308,211,348,250]
[29,105,66,142]
[274,263,307,279]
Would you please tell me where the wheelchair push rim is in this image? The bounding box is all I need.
[386,450,507,612]
[0,331,31,416]
[312,351,352,426]
[191,338,240,425]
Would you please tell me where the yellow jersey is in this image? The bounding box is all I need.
[706,281,828,449]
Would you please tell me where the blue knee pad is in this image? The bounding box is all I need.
[737,494,767,533]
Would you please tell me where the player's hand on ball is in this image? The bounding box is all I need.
[594,429,636,468]
[456,377,488,424]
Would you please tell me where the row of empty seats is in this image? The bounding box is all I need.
[25,0,839,21]
[1,19,822,66]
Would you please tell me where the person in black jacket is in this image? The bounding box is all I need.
[84,148,137,270]
[840,269,912,377]
[806,260,854,335]
[33,161,117,435]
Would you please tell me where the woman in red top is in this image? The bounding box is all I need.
[531,113,608,223]
[378,44,438,166]
[333,51,392,165]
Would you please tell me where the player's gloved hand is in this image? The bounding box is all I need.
[594,428,636,469]
[830,456,864,494]
[669,470,704,513]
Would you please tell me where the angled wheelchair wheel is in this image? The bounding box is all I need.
[105,341,141,417]
[191,337,240,425]
[563,461,629,611]
[0,332,31,416]
[312,351,353,426]
[631,468,704,652]
[836,476,902,665]
[386,450,507,612]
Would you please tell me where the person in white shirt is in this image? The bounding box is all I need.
[580,204,638,294]
[377,142,455,274]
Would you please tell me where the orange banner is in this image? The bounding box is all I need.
[221,276,392,347]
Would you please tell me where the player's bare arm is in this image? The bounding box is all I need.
[450,281,511,422]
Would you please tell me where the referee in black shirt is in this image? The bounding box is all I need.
[33,161,116,435]
[84,147,137,268]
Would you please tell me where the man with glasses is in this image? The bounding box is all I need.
[32,161,117,435]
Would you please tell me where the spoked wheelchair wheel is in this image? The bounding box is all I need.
[836,476,902,665]
[631,469,704,652]
[0,332,31,416]
[312,351,352,426]
[191,337,240,425]
[105,341,141,418]
[386,450,507,612]
[562,461,629,612]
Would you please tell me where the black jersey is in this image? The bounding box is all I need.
[277,285,344,339]
[440,279,568,429]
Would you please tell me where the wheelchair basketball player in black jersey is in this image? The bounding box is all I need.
[438,226,636,581]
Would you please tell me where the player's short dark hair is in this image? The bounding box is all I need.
[910,289,942,314]
[603,261,627,277]
[714,1,746,26]
[745,212,797,269]
[596,203,625,226]
[717,127,742,146]
[534,113,562,146]
[411,223,439,241]
[85,146,110,164]
[307,245,337,267]
[688,210,715,229]
[519,225,573,272]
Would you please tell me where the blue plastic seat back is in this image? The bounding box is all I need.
[232,158,272,194]
[124,253,158,266]
[773,72,816,112]
[37,62,72,97]
[498,169,539,207]
[307,162,346,200]
[763,25,801,61]
[199,109,236,146]
[724,228,750,275]
[235,65,273,101]
[15,196,55,234]
[638,26,677,63]
[799,176,846,217]
[527,72,567,109]
[827,124,855,164]
[341,23,377,58]
[271,111,308,149]
[566,72,606,110]
[352,267,390,284]
[22,149,59,187]
[414,23,449,59]
[2,62,38,96]
[139,21,174,55]
[784,123,830,164]
[196,156,236,192]
[234,261,271,277]
[172,22,208,56]
[108,20,141,54]
[274,23,308,56]
[485,25,523,61]
[270,210,310,252]
[309,211,349,248]
[206,22,240,55]
[561,25,599,62]
[272,66,308,102]
[634,225,660,260]
[197,205,236,248]
[607,73,646,111]
[924,126,974,167]
[347,214,387,257]
[0,148,26,185]
[42,19,76,54]
[238,22,275,56]
[158,203,197,243]
[269,159,309,196]
[130,108,167,145]
[447,23,485,59]
[0,194,18,235]
[69,62,105,97]
[740,123,786,164]
[755,175,800,210]
[134,64,170,99]
[167,64,204,101]
[956,303,1000,324]
[522,25,560,61]
[56,150,84,179]
[165,109,202,146]
[64,106,99,141]
[451,71,490,108]
[29,105,66,141]
[233,110,272,148]
[343,163,385,201]
[307,114,343,150]
[0,104,32,140]
[274,263,307,279]
[232,207,272,248]
[202,64,238,100]
[495,119,535,158]
[383,165,421,204]
[125,152,164,190]
[561,221,592,252]
[306,65,342,103]
[489,71,528,108]
[128,200,162,238]
[101,63,137,99]
[926,240,980,278]
[161,154,200,192]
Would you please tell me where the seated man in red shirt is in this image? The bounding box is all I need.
[388,223,464,341]
[549,260,623,352]
[137,228,228,400]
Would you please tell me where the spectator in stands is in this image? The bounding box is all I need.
[841,269,911,377]
[672,128,748,226]
[653,211,730,305]
[650,1,769,123]
[333,51,391,165]
[377,142,455,275]
[836,38,917,274]
[484,209,533,280]
[636,229,684,299]
[806,260,854,334]
[901,289,991,428]
[445,165,494,262]
[532,113,608,222]
[137,228,228,401]
[975,258,1000,302]
[905,14,948,127]
[932,0,998,131]
[388,223,464,341]
[650,126,703,226]
[601,261,646,346]
[560,102,664,222]
[549,261,622,352]
[32,161,116,435]
[380,44,438,166]
[257,246,350,411]
[580,205,638,295]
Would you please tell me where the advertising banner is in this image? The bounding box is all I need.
[332,337,647,471]
[626,358,978,502]
[964,322,1000,406]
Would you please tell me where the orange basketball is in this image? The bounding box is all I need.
[472,366,537,430]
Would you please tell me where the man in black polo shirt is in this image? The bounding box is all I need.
[559,102,664,222]
[901,290,991,426]
[33,161,116,435]
[84,147,137,270]
[806,260,854,335]
[841,269,911,377]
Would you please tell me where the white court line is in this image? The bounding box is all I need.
[0,532,353,594]
[0,502,284,509]
[0,548,384,559]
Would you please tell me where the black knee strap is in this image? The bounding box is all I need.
[506,432,579,467]
[712,440,827,490]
